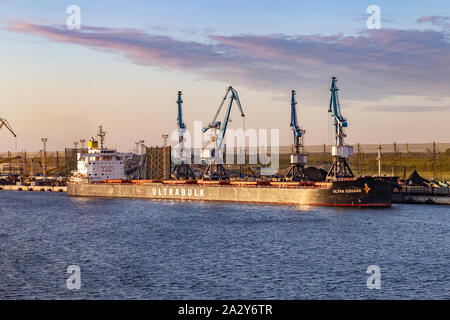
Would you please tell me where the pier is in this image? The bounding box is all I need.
[0,185,67,192]
[393,186,450,205]
[392,194,450,205]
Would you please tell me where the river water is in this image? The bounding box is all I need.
[0,191,448,299]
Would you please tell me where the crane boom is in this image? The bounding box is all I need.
[290,90,304,146]
[329,76,347,146]
[203,86,245,152]
[201,86,245,180]
[176,91,185,130]
[0,118,16,137]
[0,155,20,164]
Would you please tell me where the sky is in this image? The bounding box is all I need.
[0,0,449,152]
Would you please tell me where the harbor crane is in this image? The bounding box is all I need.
[0,118,16,137]
[0,118,17,177]
[285,90,308,181]
[326,77,354,180]
[171,91,194,179]
[202,86,245,180]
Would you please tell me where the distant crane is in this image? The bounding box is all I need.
[171,91,194,179]
[162,134,169,147]
[0,155,20,164]
[0,118,17,176]
[202,86,245,180]
[285,90,308,181]
[80,139,86,151]
[135,141,140,154]
[139,140,145,154]
[0,118,16,137]
[326,77,354,180]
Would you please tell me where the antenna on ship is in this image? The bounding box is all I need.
[97,125,107,150]
[326,77,354,181]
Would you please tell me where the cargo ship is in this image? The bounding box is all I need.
[67,135,394,207]
[68,78,394,207]
[68,178,393,207]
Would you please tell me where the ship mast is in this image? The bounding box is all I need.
[97,125,106,150]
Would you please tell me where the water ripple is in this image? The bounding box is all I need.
[0,191,448,299]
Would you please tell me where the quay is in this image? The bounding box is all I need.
[0,185,67,192]
[392,194,450,205]
[392,186,450,205]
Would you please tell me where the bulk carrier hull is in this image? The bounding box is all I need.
[67,178,393,207]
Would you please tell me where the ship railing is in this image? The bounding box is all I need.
[99,178,333,189]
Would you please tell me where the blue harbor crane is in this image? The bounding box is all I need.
[285,90,308,181]
[326,77,354,180]
[171,91,195,179]
[176,91,185,130]
[202,86,245,180]
[290,90,303,146]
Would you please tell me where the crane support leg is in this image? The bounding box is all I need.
[171,162,195,180]
[326,157,354,180]
[203,163,228,180]
[285,164,309,181]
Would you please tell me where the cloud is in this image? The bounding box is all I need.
[418,15,450,30]
[365,105,450,112]
[5,20,450,102]
[352,11,396,24]
[148,24,216,35]
[6,22,224,69]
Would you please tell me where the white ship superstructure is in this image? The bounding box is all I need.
[70,126,133,183]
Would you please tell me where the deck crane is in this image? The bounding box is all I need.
[326,77,354,180]
[202,86,245,180]
[285,90,308,181]
[0,118,16,137]
[171,91,195,179]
